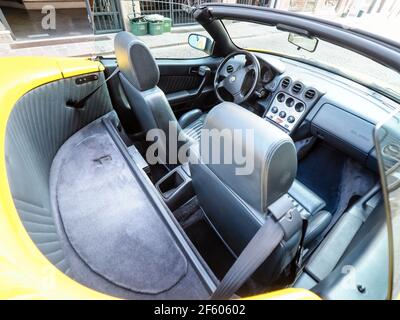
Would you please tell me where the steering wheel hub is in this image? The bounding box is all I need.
[214,51,261,104]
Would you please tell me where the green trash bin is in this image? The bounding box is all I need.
[130,20,148,36]
[129,14,148,36]
[148,21,163,36]
[163,17,172,33]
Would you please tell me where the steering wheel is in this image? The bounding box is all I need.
[214,51,261,104]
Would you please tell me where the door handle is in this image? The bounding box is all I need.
[189,66,199,75]
[189,65,211,76]
[193,66,212,97]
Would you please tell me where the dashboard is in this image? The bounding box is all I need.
[252,53,399,172]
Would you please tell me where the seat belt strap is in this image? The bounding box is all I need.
[67,67,120,109]
[211,217,284,300]
[290,217,308,282]
[296,218,308,266]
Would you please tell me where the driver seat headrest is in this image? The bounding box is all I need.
[114,31,160,91]
[197,102,297,212]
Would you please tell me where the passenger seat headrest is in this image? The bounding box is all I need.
[114,31,160,91]
[200,102,297,212]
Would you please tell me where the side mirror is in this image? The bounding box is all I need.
[288,33,319,53]
[188,33,214,55]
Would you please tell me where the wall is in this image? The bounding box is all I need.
[119,0,141,31]
[22,0,86,10]
[274,0,400,17]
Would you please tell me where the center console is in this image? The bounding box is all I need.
[155,164,194,211]
[263,77,320,133]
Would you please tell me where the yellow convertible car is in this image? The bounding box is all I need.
[0,4,399,300]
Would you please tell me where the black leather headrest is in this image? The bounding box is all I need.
[114,31,160,91]
[200,102,297,212]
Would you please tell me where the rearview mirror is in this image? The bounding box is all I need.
[188,33,214,55]
[288,33,319,53]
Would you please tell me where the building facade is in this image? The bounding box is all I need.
[0,0,92,41]
[276,0,400,17]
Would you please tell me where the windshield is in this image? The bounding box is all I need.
[222,19,400,101]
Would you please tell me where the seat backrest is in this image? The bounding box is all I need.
[114,32,183,160]
[190,102,298,284]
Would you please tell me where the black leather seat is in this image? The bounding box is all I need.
[190,102,300,285]
[189,102,332,285]
[288,180,332,246]
[114,32,206,160]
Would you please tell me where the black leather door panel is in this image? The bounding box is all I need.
[158,57,222,76]
[158,75,202,94]
[157,57,221,115]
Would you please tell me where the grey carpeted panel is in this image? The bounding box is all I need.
[5,75,211,299]
[53,119,187,294]
[50,115,210,299]
[5,73,113,273]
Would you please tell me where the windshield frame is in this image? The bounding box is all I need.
[195,4,400,78]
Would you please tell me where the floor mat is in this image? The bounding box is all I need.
[297,142,347,213]
[185,217,235,281]
[173,197,233,280]
[297,141,377,215]
[50,118,211,298]
[182,209,268,296]
[173,197,204,229]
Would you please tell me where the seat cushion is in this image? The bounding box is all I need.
[287,180,332,247]
[304,210,332,246]
[288,180,326,216]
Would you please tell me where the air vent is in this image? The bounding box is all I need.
[281,78,291,88]
[305,89,317,100]
[292,83,303,94]
[226,65,234,73]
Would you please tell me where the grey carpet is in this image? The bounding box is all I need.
[53,118,189,294]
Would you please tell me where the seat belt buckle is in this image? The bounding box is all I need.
[268,194,303,241]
